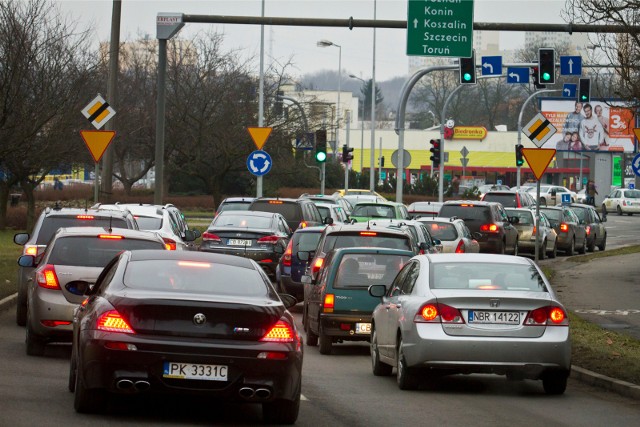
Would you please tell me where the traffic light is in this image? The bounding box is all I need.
[430,139,441,168]
[342,144,354,163]
[459,49,477,84]
[315,129,327,163]
[380,156,385,167]
[515,144,524,166]
[538,48,555,85]
[579,78,591,103]
[274,90,284,116]
[531,67,546,90]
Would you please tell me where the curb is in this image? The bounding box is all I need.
[0,292,638,399]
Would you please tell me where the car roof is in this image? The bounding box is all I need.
[216,210,279,218]
[329,247,415,257]
[221,197,256,203]
[128,249,257,269]
[442,200,493,207]
[423,253,533,265]
[323,222,411,236]
[417,216,464,223]
[292,225,326,234]
[115,204,163,218]
[43,206,129,217]
[53,226,161,240]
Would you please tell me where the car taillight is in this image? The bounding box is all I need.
[41,320,72,327]
[36,264,60,290]
[202,232,222,242]
[323,294,335,313]
[360,231,377,236]
[98,234,124,240]
[524,306,568,326]
[97,310,135,334]
[532,226,537,235]
[257,235,279,244]
[282,240,293,267]
[414,303,464,323]
[24,245,39,256]
[585,225,591,236]
[312,257,324,275]
[299,221,308,229]
[261,320,296,343]
[480,223,499,233]
[163,237,177,250]
[76,215,94,220]
[559,223,569,232]
[455,240,465,253]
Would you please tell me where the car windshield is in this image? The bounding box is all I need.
[483,193,517,207]
[424,222,457,241]
[335,253,410,289]
[431,262,547,292]
[212,214,272,229]
[123,260,271,297]
[133,216,163,230]
[352,204,395,218]
[624,190,640,199]
[37,216,129,244]
[48,236,165,268]
[324,233,412,252]
[505,209,534,225]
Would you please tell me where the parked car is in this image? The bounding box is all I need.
[313,202,350,225]
[303,247,413,354]
[349,201,410,222]
[601,188,640,216]
[215,197,256,215]
[407,201,444,219]
[276,225,326,302]
[13,205,139,326]
[69,250,302,423]
[438,201,519,255]
[416,217,480,254]
[526,185,576,206]
[505,208,558,259]
[481,190,536,208]
[249,197,324,231]
[199,211,291,278]
[565,203,607,252]
[539,206,587,255]
[368,253,571,394]
[18,227,167,356]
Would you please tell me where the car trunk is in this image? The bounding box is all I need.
[209,228,275,248]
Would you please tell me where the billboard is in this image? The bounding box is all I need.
[539,99,636,152]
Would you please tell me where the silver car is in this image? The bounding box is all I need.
[416,217,480,253]
[368,254,571,394]
[18,227,167,356]
[505,208,558,259]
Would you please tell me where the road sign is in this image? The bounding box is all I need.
[630,183,636,190]
[406,0,474,58]
[460,158,469,167]
[391,149,412,169]
[523,113,557,147]
[561,193,571,205]
[247,150,272,176]
[521,148,556,181]
[80,130,116,163]
[560,56,582,76]
[247,127,272,150]
[633,128,640,141]
[563,83,577,98]
[506,67,530,84]
[481,56,502,76]
[632,153,640,177]
[295,132,314,150]
[81,95,116,130]
[460,146,469,157]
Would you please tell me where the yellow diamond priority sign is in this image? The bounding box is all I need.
[80,130,116,163]
[81,94,116,130]
[523,113,556,148]
[522,148,556,181]
[247,127,272,150]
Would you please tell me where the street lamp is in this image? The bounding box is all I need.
[317,39,341,162]
[349,74,366,178]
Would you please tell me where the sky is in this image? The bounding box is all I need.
[55,0,569,81]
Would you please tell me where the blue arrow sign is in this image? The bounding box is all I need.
[560,56,582,76]
[247,150,272,177]
[481,56,502,76]
[506,67,529,84]
[632,153,640,177]
[563,83,577,98]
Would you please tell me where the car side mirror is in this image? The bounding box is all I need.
[324,217,334,225]
[14,233,29,246]
[65,280,92,296]
[297,251,310,261]
[472,232,483,240]
[368,284,387,298]
[17,255,35,268]
[419,242,429,251]
[183,229,199,242]
[278,293,298,309]
[509,216,519,224]
[274,244,284,254]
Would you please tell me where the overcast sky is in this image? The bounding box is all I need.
[56,0,568,80]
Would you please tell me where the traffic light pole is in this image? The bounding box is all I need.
[344,111,351,191]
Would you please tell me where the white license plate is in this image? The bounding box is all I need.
[468,311,520,325]
[228,239,251,246]
[355,322,371,334]
[163,362,228,381]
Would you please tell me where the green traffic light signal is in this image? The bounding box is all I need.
[463,73,472,81]
[315,151,327,162]
[542,72,551,81]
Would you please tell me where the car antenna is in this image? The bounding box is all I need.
[366,220,371,230]
[109,216,113,233]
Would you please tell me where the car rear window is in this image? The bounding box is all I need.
[37,216,129,244]
[250,201,299,222]
[217,202,252,214]
[483,193,517,207]
[424,222,457,241]
[439,205,491,222]
[506,210,534,225]
[48,236,165,268]
[432,263,547,291]
[540,209,561,222]
[123,260,271,297]
[352,204,395,218]
[569,207,587,222]
[133,216,163,230]
[323,232,412,252]
[212,214,272,229]
[295,232,322,252]
[334,253,411,289]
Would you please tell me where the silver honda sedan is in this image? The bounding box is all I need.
[368,253,571,394]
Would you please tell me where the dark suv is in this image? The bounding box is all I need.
[481,190,536,208]
[249,197,324,231]
[13,205,139,326]
[438,201,519,254]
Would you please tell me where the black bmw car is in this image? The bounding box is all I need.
[69,250,302,424]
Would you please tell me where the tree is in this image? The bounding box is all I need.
[360,79,384,121]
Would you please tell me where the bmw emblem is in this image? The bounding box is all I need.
[193,313,207,325]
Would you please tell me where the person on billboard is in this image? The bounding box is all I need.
[563,101,584,135]
[594,104,610,147]
[579,103,606,150]
[557,132,572,151]
[569,132,589,151]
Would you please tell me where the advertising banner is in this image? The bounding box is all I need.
[539,99,636,152]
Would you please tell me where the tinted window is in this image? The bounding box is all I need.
[506,209,534,225]
[323,233,412,252]
[432,262,547,291]
[218,202,252,213]
[624,190,640,198]
[352,204,395,218]
[570,207,587,222]
[49,236,165,267]
[540,209,561,223]
[134,216,163,230]
[250,201,299,222]
[439,205,491,222]
[212,214,273,229]
[37,216,129,244]
[483,193,517,207]
[295,232,322,252]
[425,222,457,241]
[334,253,410,289]
[316,206,331,221]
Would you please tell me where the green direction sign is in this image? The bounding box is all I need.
[406,0,474,58]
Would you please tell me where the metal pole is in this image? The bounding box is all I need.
[369,0,377,192]
[378,136,382,186]
[440,84,465,203]
[336,45,341,163]
[94,162,99,202]
[360,98,364,176]
[154,39,167,205]
[256,0,266,198]
[321,163,326,195]
[345,111,351,191]
[535,180,541,262]
[579,154,584,190]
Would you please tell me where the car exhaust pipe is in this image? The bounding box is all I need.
[116,379,134,390]
[134,380,150,392]
[238,387,255,399]
[254,388,272,399]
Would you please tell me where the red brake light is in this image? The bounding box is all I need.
[585,225,591,236]
[312,257,324,274]
[299,221,308,229]
[460,204,474,207]
[177,261,211,268]
[559,223,569,232]
[41,320,72,327]
[414,303,463,323]
[360,231,377,236]
[76,215,94,220]
[98,234,124,240]
[532,226,537,235]
[202,232,222,242]
[455,240,465,253]
[257,235,279,244]
[268,200,284,204]
[323,293,335,313]
[480,223,499,233]
[261,320,295,342]
[36,264,60,290]
[97,310,135,334]
[524,306,568,326]
[282,240,293,267]
[162,237,177,250]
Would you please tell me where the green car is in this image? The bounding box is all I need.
[302,247,413,355]
[349,201,410,222]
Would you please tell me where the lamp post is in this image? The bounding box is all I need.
[349,74,366,180]
[317,40,341,162]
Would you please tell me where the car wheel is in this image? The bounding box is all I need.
[25,313,46,356]
[16,286,27,326]
[617,205,623,216]
[588,235,596,252]
[579,236,587,254]
[542,371,568,395]
[262,378,301,424]
[565,237,575,256]
[628,213,633,216]
[396,338,418,390]
[601,205,607,216]
[305,313,318,347]
[549,241,557,259]
[371,329,392,376]
[512,238,519,256]
[539,240,546,260]
[68,354,77,393]
[318,326,332,355]
[598,234,607,251]
[74,366,106,413]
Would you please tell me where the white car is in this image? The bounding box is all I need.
[416,217,480,254]
[602,188,640,216]
[313,202,350,225]
[526,185,576,206]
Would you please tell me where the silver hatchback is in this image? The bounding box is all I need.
[505,208,558,259]
[416,217,480,254]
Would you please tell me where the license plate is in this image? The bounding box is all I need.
[228,239,251,246]
[468,311,520,325]
[163,362,228,381]
[355,322,371,334]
